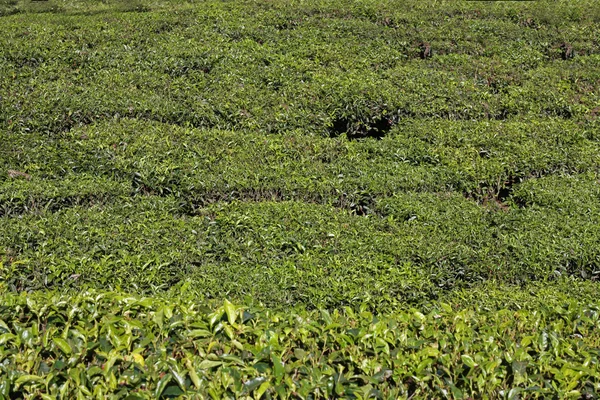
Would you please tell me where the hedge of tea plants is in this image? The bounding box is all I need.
[0,289,599,399]
[1,0,600,397]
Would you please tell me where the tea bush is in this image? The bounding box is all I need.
[2,0,600,397]
[1,290,600,399]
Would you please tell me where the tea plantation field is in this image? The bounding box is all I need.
[1,0,600,398]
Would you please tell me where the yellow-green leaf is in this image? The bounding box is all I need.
[53,337,72,355]
[461,354,476,369]
[224,299,237,325]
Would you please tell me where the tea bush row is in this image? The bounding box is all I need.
[1,1,599,137]
[2,190,600,309]
[0,290,599,399]
[3,118,599,204]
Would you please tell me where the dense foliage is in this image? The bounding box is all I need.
[1,290,600,399]
[1,0,600,397]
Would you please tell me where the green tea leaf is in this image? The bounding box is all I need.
[154,375,172,398]
[271,354,284,382]
[243,376,266,394]
[224,299,237,325]
[461,355,476,369]
[52,337,72,355]
[198,360,222,370]
[15,374,44,388]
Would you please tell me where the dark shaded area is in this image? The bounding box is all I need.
[328,115,395,140]
[561,42,574,60]
[419,42,432,59]
[463,174,524,210]
[164,59,214,78]
[0,193,114,217]
[497,175,521,203]
[177,188,380,218]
